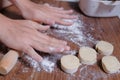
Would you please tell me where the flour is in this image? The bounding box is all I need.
[22,67,30,73]
[21,49,77,73]
[18,14,120,80]
[51,15,97,47]
[63,50,77,55]
[70,65,108,80]
[21,15,97,74]
[22,55,55,72]
[22,55,41,72]
[40,57,55,72]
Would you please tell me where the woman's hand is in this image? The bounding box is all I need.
[0,14,70,62]
[14,20,50,31]
[10,0,77,25]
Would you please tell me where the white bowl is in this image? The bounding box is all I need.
[79,0,120,17]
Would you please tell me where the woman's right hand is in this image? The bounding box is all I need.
[0,14,70,62]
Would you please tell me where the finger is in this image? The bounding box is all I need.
[31,33,70,51]
[32,41,66,53]
[32,35,70,51]
[56,14,77,19]
[44,3,64,10]
[27,21,50,30]
[58,10,74,14]
[52,9,74,14]
[35,14,55,25]
[39,25,50,31]
[54,7,64,10]
[22,45,43,62]
[55,18,73,26]
[18,20,50,31]
[47,38,70,51]
[48,37,68,46]
[49,6,64,10]
[43,4,73,15]
[34,32,68,46]
[44,18,55,25]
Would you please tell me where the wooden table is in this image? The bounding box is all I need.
[0,0,120,80]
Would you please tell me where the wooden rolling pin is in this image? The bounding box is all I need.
[0,50,19,75]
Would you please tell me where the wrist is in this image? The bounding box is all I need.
[0,14,13,40]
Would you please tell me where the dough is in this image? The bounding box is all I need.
[0,50,19,75]
[96,41,114,55]
[78,47,97,65]
[60,55,81,74]
[102,56,120,73]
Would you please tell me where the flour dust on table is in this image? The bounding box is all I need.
[21,15,98,74]
[51,15,97,47]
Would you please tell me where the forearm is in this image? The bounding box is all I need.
[0,14,13,32]
[0,14,12,40]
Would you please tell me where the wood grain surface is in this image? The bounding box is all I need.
[0,0,120,80]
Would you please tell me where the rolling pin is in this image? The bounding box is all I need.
[0,50,19,75]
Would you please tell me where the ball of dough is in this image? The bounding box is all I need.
[60,55,81,74]
[102,56,120,73]
[96,41,114,55]
[78,47,97,65]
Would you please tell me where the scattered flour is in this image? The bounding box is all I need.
[21,50,77,73]
[63,50,77,55]
[22,55,41,72]
[50,15,97,47]
[79,66,108,80]
[17,14,120,80]
[22,55,55,72]
[40,57,55,72]
[22,67,30,73]
[21,15,97,73]
[20,15,105,79]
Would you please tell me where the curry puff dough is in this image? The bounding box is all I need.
[96,41,114,55]
[61,55,81,74]
[102,56,120,73]
[78,47,97,65]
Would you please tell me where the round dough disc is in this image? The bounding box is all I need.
[102,56,120,73]
[61,55,80,74]
[96,41,114,55]
[78,47,97,65]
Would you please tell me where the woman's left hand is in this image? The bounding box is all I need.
[12,0,77,26]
